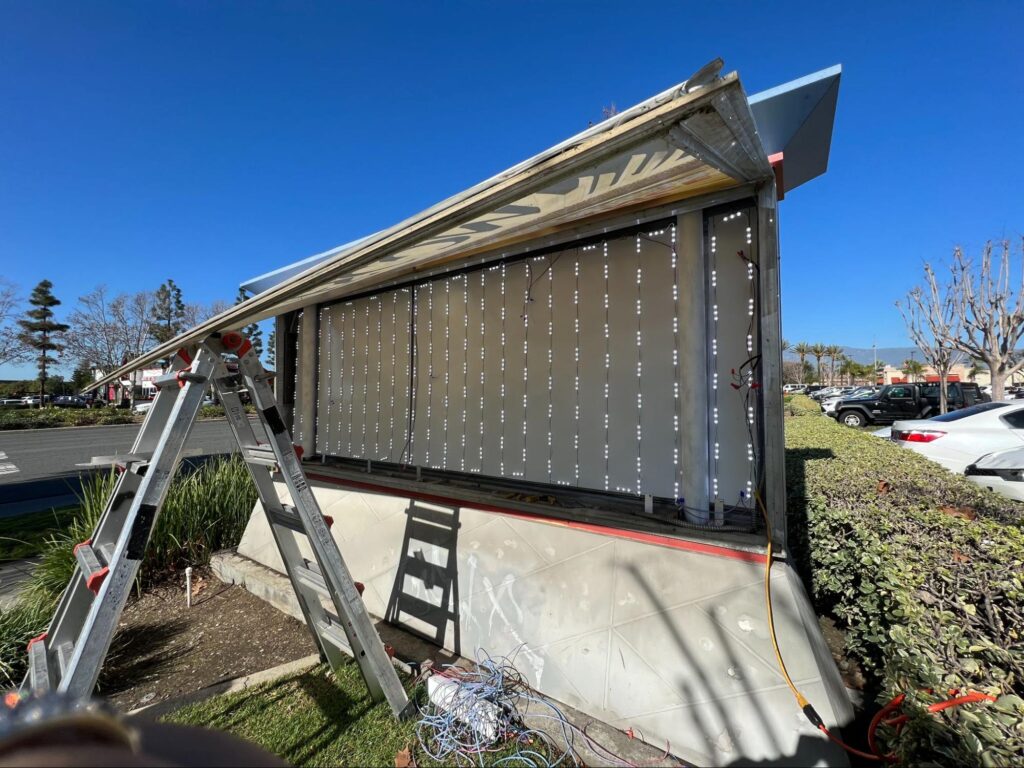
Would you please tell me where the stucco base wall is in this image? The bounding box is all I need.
[236,479,851,766]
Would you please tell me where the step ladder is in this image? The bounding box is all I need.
[21,331,412,719]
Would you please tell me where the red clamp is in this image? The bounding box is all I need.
[85,567,110,594]
[354,581,365,597]
[26,632,47,652]
[73,539,93,556]
[222,331,252,357]
[221,331,243,350]
[322,515,334,529]
[176,347,193,365]
[384,644,395,658]
[293,444,305,461]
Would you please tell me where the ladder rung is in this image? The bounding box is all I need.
[267,505,302,533]
[315,617,352,655]
[293,561,330,599]
[266,505,334,534]
[245,446,278,468]
[153,371,208,388]
[73,542,110,594]
[56,641,74,677]
[79,447,204,468]
[27,634,49,692]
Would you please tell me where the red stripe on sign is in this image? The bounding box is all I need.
[305,473,766,564]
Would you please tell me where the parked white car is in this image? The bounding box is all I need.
[891,401,1024,473]
[964,446,1024,501]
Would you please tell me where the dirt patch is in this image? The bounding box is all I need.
[818,615,867,691]
[100,572,316,711]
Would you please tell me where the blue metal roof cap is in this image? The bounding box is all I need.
[748,64,842,194]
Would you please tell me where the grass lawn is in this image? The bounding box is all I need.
[166,663,416,767]
[166,662,563,767]
[0,506,77,561]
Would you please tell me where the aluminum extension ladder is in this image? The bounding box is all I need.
[21,332,412,718]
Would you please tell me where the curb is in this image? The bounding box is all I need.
[127,653,322,721]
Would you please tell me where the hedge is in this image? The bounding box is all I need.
[0,407,135,430]
[785,400,1024,765]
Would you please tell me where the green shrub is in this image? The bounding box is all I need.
[0,407,134,430]
[0,455,257,686]
[786,413,1024,765]
[785,393,821,417]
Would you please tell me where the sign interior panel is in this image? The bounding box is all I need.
[311,212,760,510]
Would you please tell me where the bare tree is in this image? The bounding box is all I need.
[946,239,1024,401]
[65,286,154,373]
[897,268,964,414]
[0,279,29,367]
[182,299,231,328]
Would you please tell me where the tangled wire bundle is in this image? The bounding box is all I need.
[415,648,672,768]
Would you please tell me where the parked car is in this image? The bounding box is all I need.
[964,445,1024,502]
[891,401,1024,473]
[783,384,807,393]
[53,395,88,408]
[821,386,878,415]
[833,382,989,427]
[0,398,25,408]
[808,387,837,401]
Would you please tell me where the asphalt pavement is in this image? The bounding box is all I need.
[0,420,243,516]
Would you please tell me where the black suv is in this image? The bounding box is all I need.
[833,382,989,427]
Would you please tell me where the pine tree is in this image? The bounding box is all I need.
[17,280,69,407]
[150,279,186,344]
[235,288,263,357]
[150,279,186,368]
[266,328,276,368]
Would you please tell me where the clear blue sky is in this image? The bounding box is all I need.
[2,1,1021,378]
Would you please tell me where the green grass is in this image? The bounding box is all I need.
[167,664,416,767]
[0,455,258,687]
[0,506,77,561]
[167,663,554,767]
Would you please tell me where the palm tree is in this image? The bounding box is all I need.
[781,339,791,355]
[826,345,844,385]
[811,343,827,384]
[902,358,925,382]
[793,342,811,384]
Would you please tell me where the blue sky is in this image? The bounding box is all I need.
[2,1,1022,378]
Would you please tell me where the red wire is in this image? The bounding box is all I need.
[857,689,997,763]
[819,725,885,762]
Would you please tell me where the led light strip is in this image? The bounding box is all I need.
[461,274,469,472]
[602,240,610,491]
[426,282,434,467]
[671,223,681,499]
[443,278,451,470]
[635,234,643,495]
